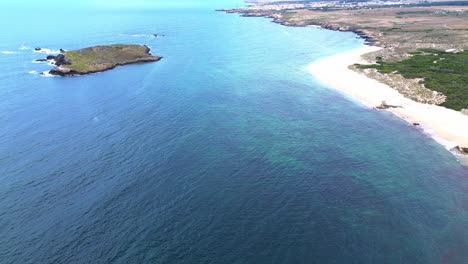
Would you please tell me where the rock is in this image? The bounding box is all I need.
[36,59,48,62]
[452,146,468,155]
[49,66,73,76]
[413,123,420,126]
[55,54,72,66]
[457,146,468,154]
[60,49,65,53]
[35,47,41,51]
[376,101,401,109]
[45,54,72,66]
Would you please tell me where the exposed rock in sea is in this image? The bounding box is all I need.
[454,146,468,155]
[48,54,72,66]
[49,67,73,75]
[35,47,41,51]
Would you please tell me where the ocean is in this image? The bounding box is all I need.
[1,2,468,263]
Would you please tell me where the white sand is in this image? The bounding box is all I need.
[307,45,468,153]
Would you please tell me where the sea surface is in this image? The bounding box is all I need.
[1,2,468,263]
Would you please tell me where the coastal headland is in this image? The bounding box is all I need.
[222,1,468,157]
[39,44,162,76]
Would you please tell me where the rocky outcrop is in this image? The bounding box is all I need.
[308,23,376,45]
[375,101,402,109]
[49,67,74,76]
[453,146,468,155]
[47,54,72,66]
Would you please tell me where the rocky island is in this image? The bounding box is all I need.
[43,44,161,76]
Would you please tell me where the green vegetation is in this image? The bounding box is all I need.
[395,10,433,15]
[357,49,468,111]
[63,44,160,73]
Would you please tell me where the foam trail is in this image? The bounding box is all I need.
[1,51,15,54]
[19,45,31,50]
[40,71,55,77]
[34,48,60,55]
[128,34,159,38]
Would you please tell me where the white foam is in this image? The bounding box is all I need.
[1,51,15,54]
[19,45,31,51]
[40,71,55,77]
[28,70,55,77]
[129,34,159,38]
[33,48,60,55]
[32,59,56,66]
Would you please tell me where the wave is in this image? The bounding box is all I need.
[33,48,61,55]
[1,51,15,54]
[32,59,56,66]
[40,71,55,77]
[122,33,163,38]
[28,70,56,77]
[19,45,31,51]
[19,45,61,54]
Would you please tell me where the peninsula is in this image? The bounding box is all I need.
[42,44,161,76]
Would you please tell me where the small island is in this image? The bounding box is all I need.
[43,44,162,76]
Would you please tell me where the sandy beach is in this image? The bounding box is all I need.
[307,45,468,157]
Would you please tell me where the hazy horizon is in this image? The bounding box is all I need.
[1,0,246,10]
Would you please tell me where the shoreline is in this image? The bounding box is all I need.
[307,45,468,162]
[219,10,376,45]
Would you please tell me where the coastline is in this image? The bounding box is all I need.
[307,45,468,161]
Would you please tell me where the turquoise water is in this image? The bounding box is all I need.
[1,3,468,263]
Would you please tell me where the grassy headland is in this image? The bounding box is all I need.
[47,44,161,76]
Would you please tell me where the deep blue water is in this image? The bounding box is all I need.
[1,3,468,264]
